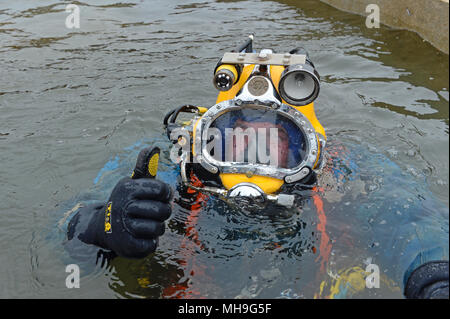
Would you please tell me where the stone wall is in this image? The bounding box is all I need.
[319,0,449,54]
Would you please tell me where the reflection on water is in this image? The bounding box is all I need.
[0,0,448,298]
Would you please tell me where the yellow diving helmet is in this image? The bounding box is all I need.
[164,35,326,207]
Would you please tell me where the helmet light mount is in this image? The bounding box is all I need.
[214,49,320,106]
[278,63,320,106]
[213,64,239,91]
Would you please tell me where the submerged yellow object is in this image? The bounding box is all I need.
[220,173,284,194]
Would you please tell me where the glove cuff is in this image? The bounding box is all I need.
[68,203,109,249]
[404,261,449,299]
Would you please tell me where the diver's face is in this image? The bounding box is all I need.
[232,119,289,168]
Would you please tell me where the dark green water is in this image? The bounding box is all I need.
[0,0,448,298]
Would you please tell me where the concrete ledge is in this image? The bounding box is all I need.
[319,0,449,54]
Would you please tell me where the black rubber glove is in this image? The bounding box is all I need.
[68,177,172,259]
[404,261,449,299]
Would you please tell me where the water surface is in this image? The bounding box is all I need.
[0,0,448,298]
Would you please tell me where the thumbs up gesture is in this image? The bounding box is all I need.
[68,147,173,259]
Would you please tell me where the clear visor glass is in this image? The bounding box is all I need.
[206,107,307,169]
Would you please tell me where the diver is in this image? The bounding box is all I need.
[66,36,448,299]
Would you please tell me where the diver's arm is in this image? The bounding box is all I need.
[67,177,172,259]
